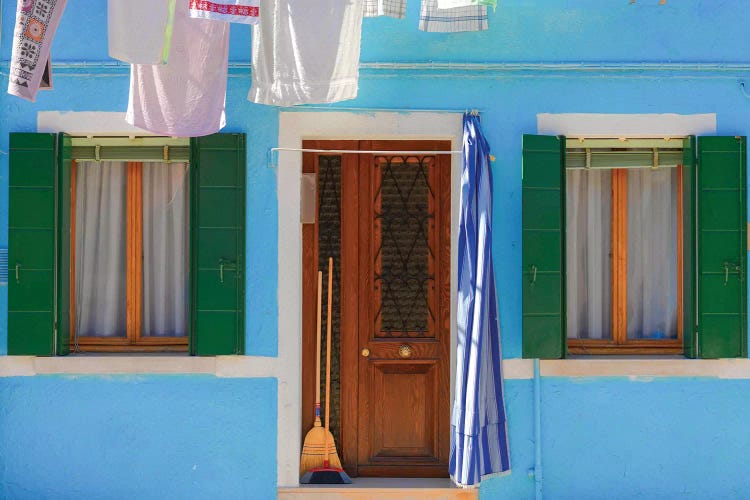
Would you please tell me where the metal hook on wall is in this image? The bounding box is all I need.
[739,81,750,99]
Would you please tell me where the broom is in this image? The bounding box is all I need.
[299,270,341,474]
[300,258,351,484]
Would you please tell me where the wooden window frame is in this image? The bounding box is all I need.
[69,160,189,352]
[567,165,684,355]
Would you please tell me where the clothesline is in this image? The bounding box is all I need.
[271,147,462,154]
[7,0,490,132]
[268,146,463,168]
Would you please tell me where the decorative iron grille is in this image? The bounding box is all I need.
[373,156,436,338]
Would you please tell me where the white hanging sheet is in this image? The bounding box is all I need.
[127,0,229,137]
[108,0,176,65]
[248,0,364,106]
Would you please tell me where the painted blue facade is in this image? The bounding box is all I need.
[1,376,278,499]
[2,1,750,498]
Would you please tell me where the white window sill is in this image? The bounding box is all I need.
[0,355,280,377]
[2,356,750,379]
[540,358,750,379]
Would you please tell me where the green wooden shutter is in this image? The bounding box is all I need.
[522,135,566,359]
[190,134,246,355]
[56,134,72,355]
[682,136,697,358]
[8,133,57,355]
[696,136,747,358]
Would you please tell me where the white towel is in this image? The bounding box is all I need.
[189,0,260,24]
[108,0,176,65]
[127,0,229,137]
[248,0,364,107]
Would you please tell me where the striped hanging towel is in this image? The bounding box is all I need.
[419,0,487,32]
[363,0,406,18]
[8,0,68,102]
[437,0,496,9]
[189,0,260,24]
[450,112,510,487]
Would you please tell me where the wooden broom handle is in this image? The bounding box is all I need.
[324,257,333,464]
[315,271,323,412]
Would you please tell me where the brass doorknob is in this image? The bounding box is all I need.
[398,344,414,359]
[361,348,370,357]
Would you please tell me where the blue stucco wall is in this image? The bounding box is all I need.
[2,1,750,498]
[483,378,750,500]
[0,376,277,499]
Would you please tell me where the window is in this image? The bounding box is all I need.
[522,135,747,359]
[71,160,190,351]
[566,162,682,354]
[8,133,246,356]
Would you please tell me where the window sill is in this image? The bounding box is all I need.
[0,355,279,377]
[3,356,750,379]
[539,358,750,379]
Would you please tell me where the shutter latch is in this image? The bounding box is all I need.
[723,261,742,285]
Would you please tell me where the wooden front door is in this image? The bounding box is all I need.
[302,140,451,478]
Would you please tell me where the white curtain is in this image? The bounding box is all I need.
[75,161,128,337]
[142,162,190,337]
[627,169,678,339]
[566,169,612,339]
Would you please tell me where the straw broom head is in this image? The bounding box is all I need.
[300,427,343,475]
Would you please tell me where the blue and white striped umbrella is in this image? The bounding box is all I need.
[450,112,511,487]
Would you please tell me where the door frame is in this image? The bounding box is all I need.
[301,140,452,477]
[278,111,463,486]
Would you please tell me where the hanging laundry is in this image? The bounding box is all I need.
[8,0,68,102]
[419,0,487,32]
[189,0,260,24]
[127,0,229,137]
[437,0,496,10]
[364,0,406,18]
[108,0,176,65]
[248,0,364,106]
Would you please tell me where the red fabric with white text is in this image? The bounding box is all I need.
[189,0,259,24]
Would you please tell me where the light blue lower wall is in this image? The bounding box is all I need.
[3,376,749,499]
[481,378,750,499]
[0,376,277,500]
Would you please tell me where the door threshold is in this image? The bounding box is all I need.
[279,477,477,500]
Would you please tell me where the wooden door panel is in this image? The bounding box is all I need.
[370,361,437,459]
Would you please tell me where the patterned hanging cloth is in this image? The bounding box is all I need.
[450,112,510,487]
[8,0,68,102]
